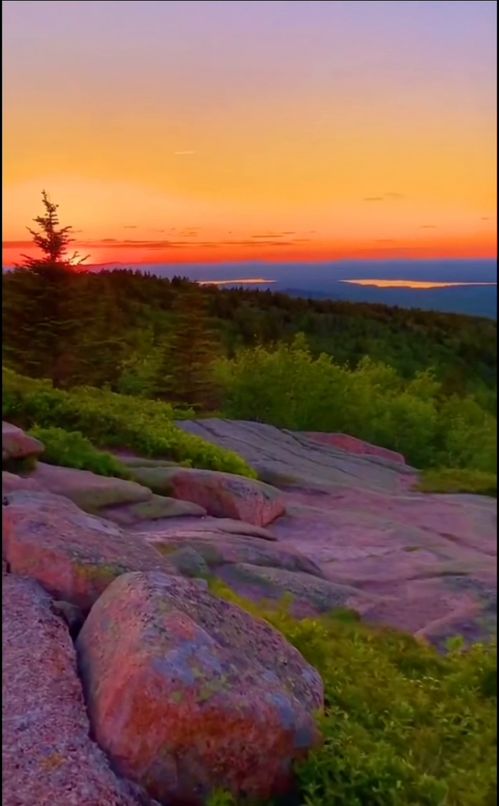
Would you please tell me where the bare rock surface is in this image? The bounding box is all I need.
[3,490,176,610]
[176,420,497,643]
[136,515,277,541]
[29,462,153,513]
[177,418,417,492]
[217,563,378,617]
[101,494,207,526]
[129,464,285,526]
[2,574,144,805]
[305,431,406,464]
[2,470,43,495]
[140,525,323,578]
[77,571,323,805]
[138,516,352,612]
[2,421,44,463]
[167,546,210,578]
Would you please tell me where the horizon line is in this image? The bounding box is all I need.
[2,255,498,275]
[4,255,497,270]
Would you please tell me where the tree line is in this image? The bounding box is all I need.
[3,193,497,414]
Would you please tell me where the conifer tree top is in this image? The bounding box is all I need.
[18,191,88,269]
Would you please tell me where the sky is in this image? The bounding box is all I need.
[2,0,497,266]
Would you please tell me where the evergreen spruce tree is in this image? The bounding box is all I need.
[75,273,129,388]
[3,191,88,386]
[154,284,221,411]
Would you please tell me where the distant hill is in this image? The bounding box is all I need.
[93,258,499,319]
[281,283,497,319]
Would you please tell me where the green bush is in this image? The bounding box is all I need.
[217,336,497,474]
[28,426,131,478]
[417,468,497,497]
[434,396,498,473]
[3,368,256,477]
[209,580,497,805]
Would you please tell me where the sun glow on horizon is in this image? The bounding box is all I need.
[197,278,276,286]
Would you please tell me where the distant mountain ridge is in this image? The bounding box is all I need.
[281,284,497,319]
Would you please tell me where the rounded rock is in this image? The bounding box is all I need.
[77,571,323,805]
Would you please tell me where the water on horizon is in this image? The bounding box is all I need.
[101,259,498,319]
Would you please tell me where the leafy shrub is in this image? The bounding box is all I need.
[417,468,497,497]
[434,396,497,474]
[28,426,130,478]
[3,368,256,477]
[209,580,497,805]
[217,336,497,474]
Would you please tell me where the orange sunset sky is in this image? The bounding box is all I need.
[3,0,497,267]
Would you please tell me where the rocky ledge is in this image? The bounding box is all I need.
[2,419,497,804]
[175,419,497,645]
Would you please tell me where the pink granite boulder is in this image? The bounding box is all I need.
[2,421,44,463]
[305,432,406,464]
[2,490,176,610]
[2,574,143,805]
[130,466,286,526]
[77,571,323,805]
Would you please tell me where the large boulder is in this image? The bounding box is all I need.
[2,574,143,805]
[2,490,176,610]
[77,571,323,805]
[130,466,285,526]
[2,421,44,464]
[29,462,153,514]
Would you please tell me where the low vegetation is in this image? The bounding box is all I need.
[217,336,497,475]
[418,467,497,497]
[209,581,497,806]
[3,368,256,477]
[28,426,131,478]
